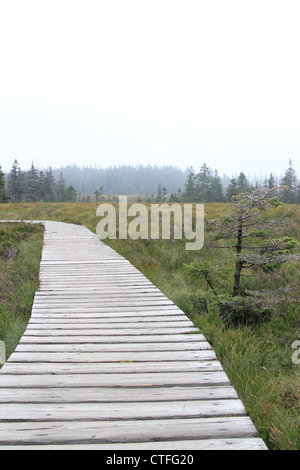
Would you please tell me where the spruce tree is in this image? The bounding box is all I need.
[0,166,8,202]
[268,173,276,189]
[210,170,224,202]
[65,185,77,201]
[24,163,40,202]
[195,163,212,202]
[7,159,22,202]
[44,168,57,202]
[280,160,298,203]
[184,167,196,202]
[226,177,238,201]
[236,172,250,194]
[56,172,67,202]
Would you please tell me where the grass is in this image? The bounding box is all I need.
[0,222,44,362]
[0,201,299,449]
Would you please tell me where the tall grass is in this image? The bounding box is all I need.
[0,222,44,361]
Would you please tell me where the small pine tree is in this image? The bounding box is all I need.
[56,172,66,202]
[7,159,22,202]
[184,167,196,202]
[280,160,298,203]
[24,163,40,202]
[195,163,212,202]
[236,172,250,194]
[268,173,276,189]
[226,177,238,201]
[65,185,77,201]
[210,170,224,202]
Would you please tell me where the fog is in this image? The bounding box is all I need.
[0,0,299,176]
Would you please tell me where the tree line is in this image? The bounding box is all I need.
[0,161,77,203]
[0,159,299,203]
[178,160,300,204]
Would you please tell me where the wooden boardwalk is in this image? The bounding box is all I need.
[0,221,267,450]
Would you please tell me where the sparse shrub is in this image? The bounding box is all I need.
[219,292,283,326]
[177,291,208,318]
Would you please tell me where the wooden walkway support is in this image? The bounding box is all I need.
[0,221,267,450]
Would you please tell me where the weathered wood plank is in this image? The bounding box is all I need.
[7,350,217,363]
[0,439,268,450]
[19,333,206,344]
[30,310,190,319]
[31,305,181,313]
[25,321,194,329]
[15,341,210,352]
[0,385,237,403]
[0,399,246,421]
[22,327,199,336]
[1,360,223,375]
[0,416,259,444]
[0,371,231,387]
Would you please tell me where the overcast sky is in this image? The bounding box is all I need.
[0,0,299,178]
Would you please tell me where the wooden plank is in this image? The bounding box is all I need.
[0,416,258,444]
[28,318,193,326]
[19,334,206,344]
[33,294,168,301]
[0,439,268,450]
[0,371,231,387]
[25,321,194,329]
[7,350,217,363]
[36,287,160,292]
[30,301,176,309]
[0,399,247,421]
[15,341,210,352]
[1,360,223,375]
[30,310,189,319]
[22,328,199,336]
[0,385,238,403]
[31,305,182,313]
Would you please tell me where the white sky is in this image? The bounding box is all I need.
[0,0,299,178]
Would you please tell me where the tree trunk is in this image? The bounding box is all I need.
[233,217,243,296]
[233,259,243,296]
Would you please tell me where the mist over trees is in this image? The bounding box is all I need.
[181,160,300,204]
[51,164,187,197]
[1,159,300,203]
[4,161,77,203]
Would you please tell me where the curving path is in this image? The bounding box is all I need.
[0,221,267,450]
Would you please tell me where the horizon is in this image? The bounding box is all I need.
[1,159,297,183]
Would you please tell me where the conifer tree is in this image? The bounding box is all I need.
[184,167,196,202]
[236,172,250,194]
[24,163,40,201]
[195,163,212,202]
[268,173,276,189]
[65,185,77,201]
[0,166,8,202]
[7,159,22,202]
[56,172,66,202]
[44,168,57,202]
[210,170,224,202]
[280,160,298,203]
[226,177,238,201]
